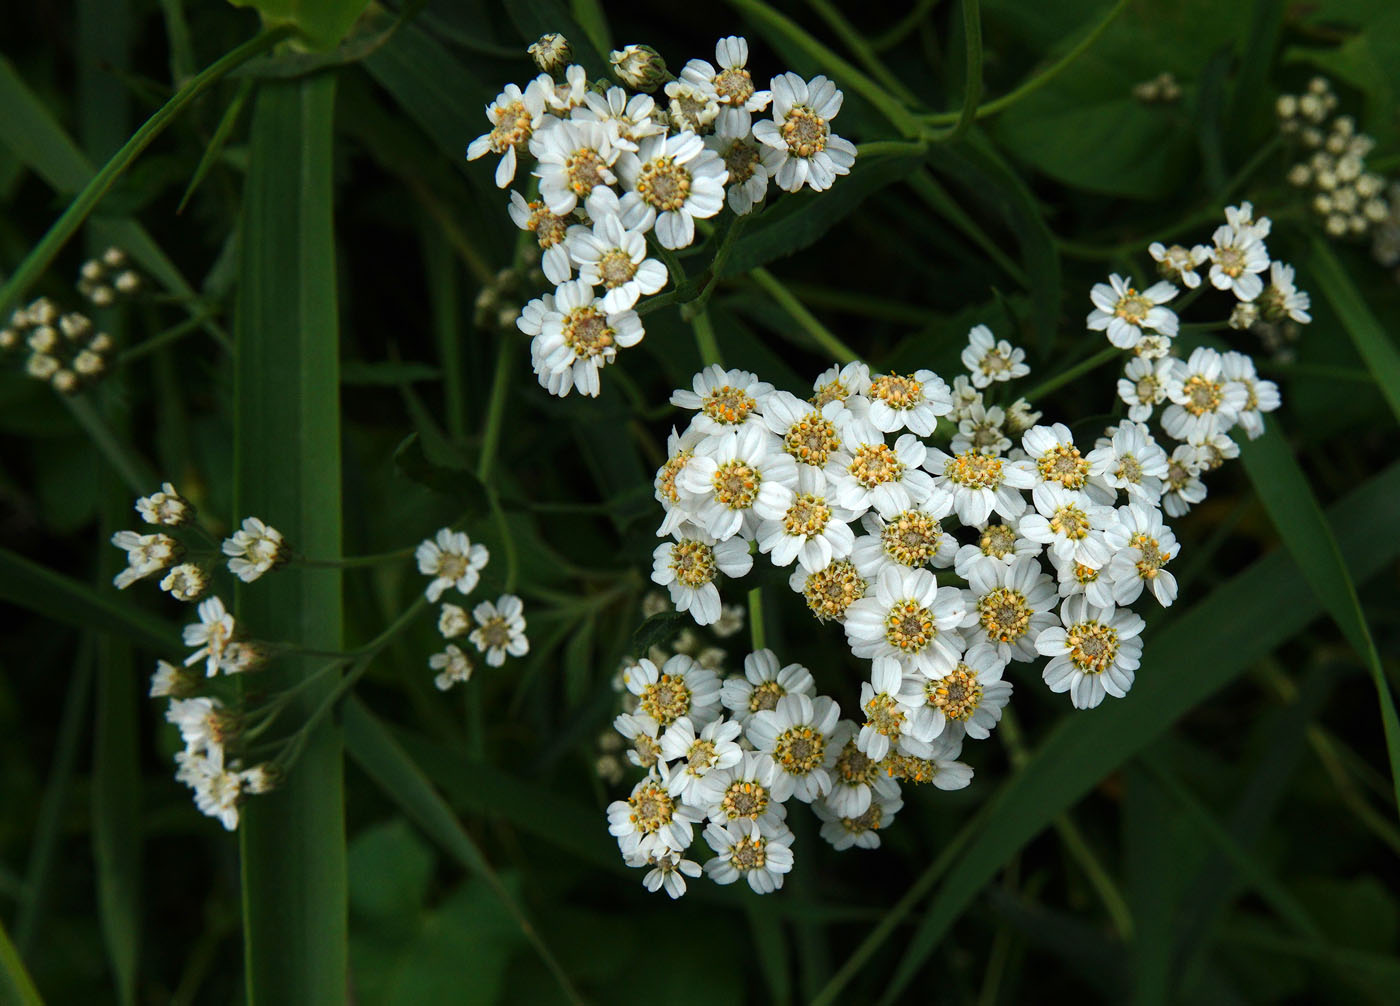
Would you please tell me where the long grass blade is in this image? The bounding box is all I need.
[0,916,44,1006]
[813,459,1400,1005]
[234,74,347,1004]
[342,699,585,1005]
[1308,238,1400,425]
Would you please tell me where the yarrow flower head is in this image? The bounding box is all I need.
[1087,273,1179,349]
[111,530,178,589]
[221,516,287,583]
[961,325,1030,388]
[135,482,191,525]
[754,72,856,193]
[465,76,552,188]
[182,596,235,678]
[468,594,529,666]
[415,528,489,602]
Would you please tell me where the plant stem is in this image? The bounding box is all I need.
[0,25,294,321]
[476,346,520,593]
[690,308,725,368]
[805,0,926,108]
[747,587,766,651]
[749,268,861,363]
[940,0,982,143]
[1020,345,1120,402]
[63,394,154,494]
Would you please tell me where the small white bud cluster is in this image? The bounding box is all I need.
[1279,77,1391,241]
[0,297,112,394]
[76,245,141,307]
[1131,71,1181,104]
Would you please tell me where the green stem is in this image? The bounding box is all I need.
[871,0,943,50]
[940,0,983,143]
[0,915,43,1006]
[476,343,513,486]
[921,0,1130,125]
[0,26,294,321]
[294,546,416,568]
[749,268,861,363]
[1019,344,1119,402]
[855,139,929,158]
[63,394,154,495]
[806,0,927,108]
[114,310,224,365]
[747,587,766,651]
[690,309,725,368]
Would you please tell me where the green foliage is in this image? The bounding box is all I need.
[228,0,372,51]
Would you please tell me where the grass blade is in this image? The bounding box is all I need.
[342,699,585,1005]
[1308,238,1400,425]
[1239,428,1400,816]
[176,77,253,214]
[234,74,347,1003]
[0,916,44,1006]
[814,459,1400,1005]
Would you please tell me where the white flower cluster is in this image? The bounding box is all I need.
[110,483,290,600]
[415,527,529,690]
[467,34,856,398]
[605,646,967,898]
[76,245,141,306]
[1279,77,1391,241]
[1099,202,1294,513]
[0,296,112,394]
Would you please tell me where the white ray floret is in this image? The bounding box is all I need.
[1161,347,1249,443]
[468,594,529,666]
[1087,273,1179,350]
[898,642,1012,742]
[746,692,841,802]
[222,516,286,583]
[183,596,235,677]
[961,325,1030,388]
[617,132,727,249]
[521,279,645,398]
[415,528,489,602]
[659,715,744,805]
[677,424,797,541]
[961,556,1059,663]
[671,364,774,433]
[825,418,935,519]
[753,72,856,193]
[1018,483,1115,569]
[1036,595,1145,709]
[921,447,1036,525]
[465,76,553,188]
[702,818,794,893]
[843,566,967,679]
[1104,504,1179,607]
[755,465,856,573]
[623,653,723,729]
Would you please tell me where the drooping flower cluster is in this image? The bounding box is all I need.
[470,34,856,398]
[415,527,530,690]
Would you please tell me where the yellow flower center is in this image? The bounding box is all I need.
[636,155,692,212]
[748,680,785,713]
[628,780,674,833]
[978,586,1031,643]
[562,307,615,359]
[980,524,1017,558]
[869,373,922,410]
[712,460,762,509]
[1049,504,1091,540]
[849,443,904,488]
[1066,621,1119,673]
[881,511,943,566]
[834,742,879,786]
[801,560,867,621]
[715,67,755,105]
[702,385,757,425]
[783,415,840,465]
[564,147,607,196]
[670,539,716,587]
[783,493,832,537]
[598,249,637,288]
[1114,289,1154,325]
[863,693,905,737]
[884,599,935,652]
[773,725,825,774]
[488,100,533,152]
[781,107,828,158]
[926,663,983,721]
[720,780,769,820]
[1037,443,1089,490]
[639,673,692,725]
[945,450,1004,489]
[721,139,760,184]
[1182,375,1223,415]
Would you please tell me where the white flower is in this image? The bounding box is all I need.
[617,132,726,249]
[704,751,788,832]
[468,594,528,666]
[565,213,668,312]
[1116,356,1174,422]
[614,711,663,768]
[1004,397,1042,434]
[438,603,470,639]
[704,114,775,215]
[1021,423,1095,493]
[507,191,572,285]
[1218,351,1280,440]
[1258,261,1312,323]
[530,119,619,216]
[677,425,797,541]
[1085,420,1168,503]
[624,654,723,729]
[174,748,243,831]
[810,361,872,408]
[222,516,286,583]
[712,604,746,638]
[651,531,752,625]
[1161,347,1249,443]
[922,447,1035,525]
[947,375,983,423]
[524,279,645,398]
[826,420,935,519]
[681,36,772,135]
[953,516,1044,580]
[583,185,653,232]
[609,44,668,92]
[850,508,957,581]
[1087,273,1179,349]
[1208,223,1270,301]
[961,325,1030,388]
[823,721,902,819]
[789,558,868,623]
[159,563,207,602]
[865,369,953,436]
[465,76,553,188]
[950,403,1012,456]
[545,64,589,114]
[654,425,707,537]
[608,766,703,858]
[1148,241,1209,288]
[1193,430,1241,471]
[182,596,235,677]
[1104,504,1179,607]
[815,788,904,851]
[755,465,856,573]
[636,849,702,899]
[747,693,841,802]
[1050,549,1117,609]
[573,87,665,150]
[415,528,489,602]
[1225,200,1272,241]
[753,72,856,192]
[135,482,190,525]
[898,642,1012,742]
[760,391,846,469]
[110,530,178,589]
[1162,445,1207,518]
[1018,483,1115,569]
[149,659,186,698]
[702,818,794,893]
[166,696,226,756]
[659,716,744,805]
[1036,595,1145,709]
[844,567,967,679]
[664,78,720,133]
[429,643,474,691]
[671,364,774,434]
[962,556,1059,662]
[857,661,934,761]
[884,732,974,790]
[720,649,815,728]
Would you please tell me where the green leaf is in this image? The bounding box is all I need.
[393,433,491,511]
[721,152,925,277]
[340,360,442,386]
[234,74,348,1004]
[1308,239,1400,426]
[818,459,1400,1006]
[341,699,585,1004]
[228,0,372,51]
[0,915,43,1006]
[1239,428,1400,815]
[0,548,177,652]
[630,610,689,656]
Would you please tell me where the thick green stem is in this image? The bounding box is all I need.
[750,268,861,363]
[690,309,725,368]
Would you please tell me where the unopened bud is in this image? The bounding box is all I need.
[609,44,668,92]
[529,33,572,74]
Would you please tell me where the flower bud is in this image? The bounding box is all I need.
[528,33,572,74]
[609,44,668,92]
